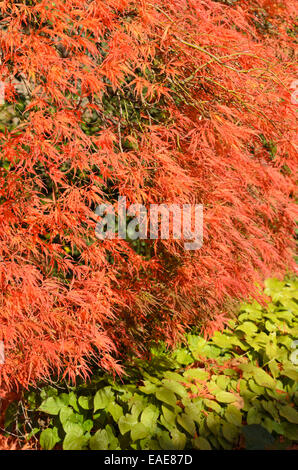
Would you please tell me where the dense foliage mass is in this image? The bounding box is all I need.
[0,0,297,393]
[2,277,298,450]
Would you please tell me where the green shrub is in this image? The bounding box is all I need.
[5,277,298,450]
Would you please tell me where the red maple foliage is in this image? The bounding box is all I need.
[0,435,34,450]
[0,0,296,390]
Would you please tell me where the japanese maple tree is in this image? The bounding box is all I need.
[0,0,296,391]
